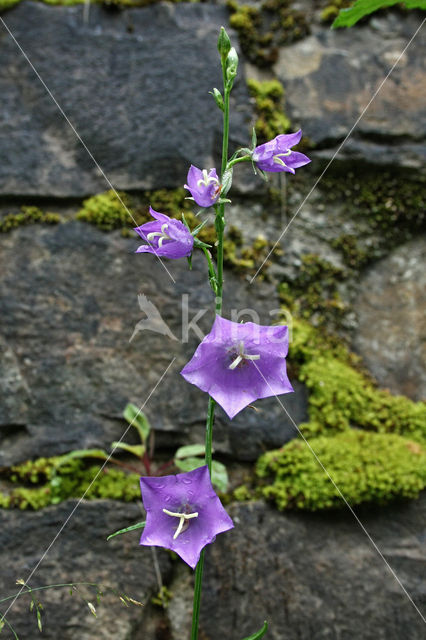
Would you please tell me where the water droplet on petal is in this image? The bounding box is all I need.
[182,477,192,485]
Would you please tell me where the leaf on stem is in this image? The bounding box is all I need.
[241,621,268,639]
[107,521,146,541]
[123,403,151,445]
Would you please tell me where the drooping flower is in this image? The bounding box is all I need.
[139,466,234,569]
[134,207,194,259]
[180,315,293,419]
[184,165,221,208]
[252,130,310,174]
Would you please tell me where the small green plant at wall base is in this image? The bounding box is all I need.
[256,431,426,510]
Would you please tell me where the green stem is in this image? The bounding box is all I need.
[227,155,251,169]
[191,46,231,640]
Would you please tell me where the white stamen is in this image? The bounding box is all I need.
[146,231,163,242]
[161,223,169,234]
[197,169,220,188]
[229,354,243,370]
[162,509,199,540]
[228,341,260,370]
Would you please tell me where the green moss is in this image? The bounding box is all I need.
[76,190,135,231]
[0,0,21,11]
[279,253,348,330]
[320,170,426,266]
[228,0,309,68]
[0,206,60,233]
[0,457,140,510]
[320,0,353,24]
[247,78,291,144]
[256,431,426,510]
[286,318,426,444]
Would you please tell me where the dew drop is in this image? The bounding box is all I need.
[182,477,192,485]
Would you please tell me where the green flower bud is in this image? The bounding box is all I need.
[217,27,231,61]
[226,47,239,86]
[209,88,224,112]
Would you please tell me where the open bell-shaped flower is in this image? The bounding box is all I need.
[180,315,293,419]
[134,207,194,259]
[184,165,221,208]
[252,130,310,174]
[139,466,234,569]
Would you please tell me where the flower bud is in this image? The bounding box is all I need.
[226,47,239,86]
[210,87,224,112]
[217,26,231,61]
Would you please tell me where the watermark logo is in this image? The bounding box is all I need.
[130,293,293,344]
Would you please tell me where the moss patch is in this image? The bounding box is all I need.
[320,170,426,268]
[319,0,352,24]
[288,318,426,444]
[279,253,348,331]
[247,78,291,144]
[255,431,426,510]
[0,206,60,233]
[228,0,309,68]
[0,456,140,510]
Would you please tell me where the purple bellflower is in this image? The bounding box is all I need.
[252,130,310,174]
[180,315,293,419]
[134,207,194,259]
[184,165,221,208]
[139,465,234,569]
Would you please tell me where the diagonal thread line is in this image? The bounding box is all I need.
[251,360,426,624]
[1,357,176,620]
[0,16,176,284]
[250,17,426,283]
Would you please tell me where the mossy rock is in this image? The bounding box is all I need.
[0,456,140,510]
[228,0,309,68]
[247,78,291,143]
[256,431,426,510]
[286,318,426,445]
[0,206,60,233]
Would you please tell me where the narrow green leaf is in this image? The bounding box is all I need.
[175,444,205,459]
[332,0,400,28]
[55,449,110,468]
[111,442,145,458]
[107,521,146,541]
[123,403,151,444]
[242,621,268,640]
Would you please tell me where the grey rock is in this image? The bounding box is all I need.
[198,497,426,640]
[352,237,426,402]
[273,12,426,170]
[0,499,172,639]
[0,221,308,466]
[0,1,250,197]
